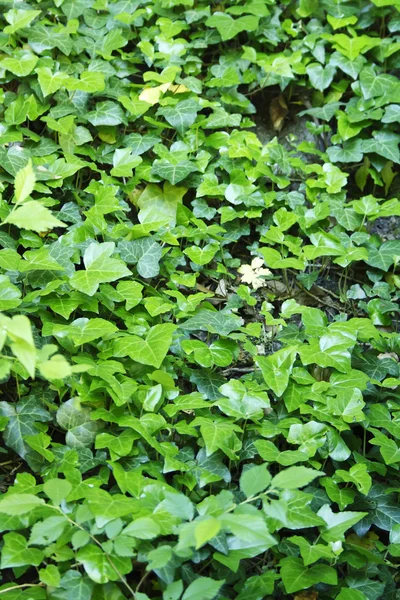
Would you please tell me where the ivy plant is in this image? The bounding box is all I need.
[0,0,400,598]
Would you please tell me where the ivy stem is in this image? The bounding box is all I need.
[0,584,44,595]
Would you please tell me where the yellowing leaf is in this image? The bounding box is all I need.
[139,83,170,105]
[14,159,35,204]
[3,201,66,233]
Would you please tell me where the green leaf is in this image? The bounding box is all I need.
[184,242,219,265]
[240,464,271,497]
[362,132,400,163]
[366,240,400,271]
[123,516,161,539]
[271,467,323,489]
[206,13,259,41]
[77,545,130,584]
[182,577,224,600]
[280,557,337,593]
[317,505,368,542]
[4,8,40,33]
[359,66,397,99]
[0,51,38,76]
[306,63,336,92]
[136,182,186,227]
[182,309,244,336]
[152,159,198,184]
[36,67,69,96]
[0,396,51,458]
[114,324,176,368]
[1,532,44,568]
[14,159,35,204]
[111,148,142,177]
[0,493,44,515]
[39,564,61,587]
[157,99,200,135]
[0,275,22,310]
[29,516,67,545]
[336,464,372,495]
[58,571,94,600]
[195,517,221,549]
[56,399,101,448]
[336,590,367,600]
[118,238,162,278]
[87,101,126,126]
[3,201,67,232]
[256,346,297,396]
[69,318,118,345]
[70,242,131,296]
[43,478,72,505]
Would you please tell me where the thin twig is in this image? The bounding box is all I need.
[222,366,260,376]
[0,584,44,595]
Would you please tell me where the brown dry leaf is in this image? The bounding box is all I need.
[269,94,288,131]
[378,352,398,361]
[294,591,318,600]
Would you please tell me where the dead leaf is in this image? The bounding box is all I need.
[269,94,288,131]
[294,591,318,600]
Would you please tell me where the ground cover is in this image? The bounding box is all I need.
[0,0,400,598]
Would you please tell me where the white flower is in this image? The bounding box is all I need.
[238,257,271,290]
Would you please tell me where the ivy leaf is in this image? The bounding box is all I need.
[70,242,131,296]
[306,63,336,92]
[113,324,176,368]
[68,318,118,345]
[157,99,200,135]
[136,183,186,227]
[280,557,337,593]
[4,8,41,33]
[181,309,244,336]
[3,201,67,232]
[35,67,69,96]
[317,505,368,542]
[87,101,126,126]
[0,396,51,458]
[1,532,44,568]
[56,399,101,448]
[0,50,38,76]
[39,564,61,587]
[256,346,297,396]
[77,545,130,584]
[240,464,271,497]
[182,577,224,600]
[0,493,44,515]
[110,148,142,177]
[366,240,400,271]
[152,159,198,184]
[206,13,259,41]
[118,238,162,278]
[58,570,94,600]
[184,242,219,265]
[0,275,22,310]
[14,159,35,204]
[359,66,397,99]
[271,466,323,490]
[362,132,400,162]
[327,139,364,163]
[336,464,372,495]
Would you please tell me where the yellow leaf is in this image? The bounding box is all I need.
[139,83,170,105]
